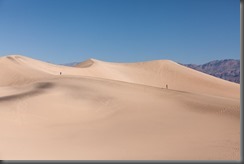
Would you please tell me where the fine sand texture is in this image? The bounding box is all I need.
[0,55,240,160]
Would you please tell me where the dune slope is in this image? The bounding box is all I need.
[0,55,239,98]
[74,59,240,99]
[0,55,240,160]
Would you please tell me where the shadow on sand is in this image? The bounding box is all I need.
[0,82,54,102]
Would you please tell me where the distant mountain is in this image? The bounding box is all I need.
[181,59,240,84]
[60,62,80,66]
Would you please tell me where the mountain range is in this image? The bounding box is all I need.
[181,59,240,84]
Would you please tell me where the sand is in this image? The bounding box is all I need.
[0,55,240,160]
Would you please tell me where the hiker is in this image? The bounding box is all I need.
[166,84,168,89]
[60,72,62,75]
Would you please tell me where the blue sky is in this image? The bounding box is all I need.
[0,0,240,64]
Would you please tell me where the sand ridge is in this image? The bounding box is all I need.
[0,55,239,98]
[0,54,240,160]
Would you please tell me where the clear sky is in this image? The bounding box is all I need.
[0,0,240,64]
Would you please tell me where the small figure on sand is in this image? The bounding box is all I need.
[60,72,62,75]
[166,84,168,89]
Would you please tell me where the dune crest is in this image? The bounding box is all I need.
[0,55,240,99]
[0,54,240,160]
[74,58,240,99]
[75,58,95,68]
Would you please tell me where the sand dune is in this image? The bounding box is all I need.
[1,55,239,98]
[0,55,240,160]
[75,58,240,99]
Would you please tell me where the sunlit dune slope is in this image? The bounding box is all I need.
[0,54,240,160]
[0,76,240,160]
[75,58,240,99]
[0,55,239,99]
[0,55,52,86]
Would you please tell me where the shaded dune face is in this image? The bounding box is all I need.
[6,56,21,64]
[75,59,94,68]
[0,55,240,160]
[0,82,54,102]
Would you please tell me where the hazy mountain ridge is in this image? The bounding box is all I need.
[181,59,240,83]
[60,62,80,66]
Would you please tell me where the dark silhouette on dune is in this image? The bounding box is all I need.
[0,82,54,102]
